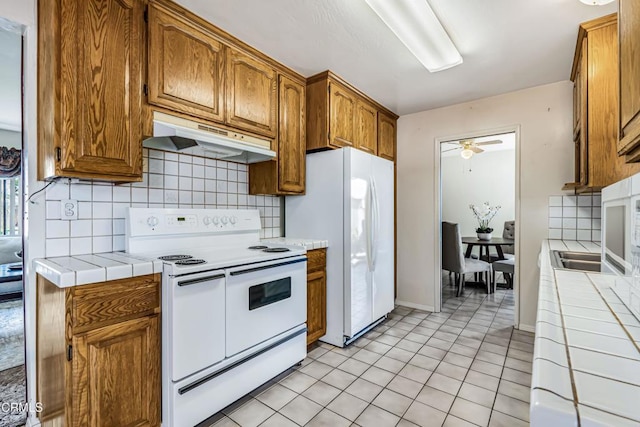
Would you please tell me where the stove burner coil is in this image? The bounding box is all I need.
[248,245,269,250]
[159,255,193,261]
[262,247,291,253]
[175,259,207,266]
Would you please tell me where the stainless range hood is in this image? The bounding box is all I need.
[143,112,276,163]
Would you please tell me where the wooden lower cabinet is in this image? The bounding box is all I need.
[306,248,327,345]
[37,274,161,427]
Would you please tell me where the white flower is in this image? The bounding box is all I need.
[469,202,501,232]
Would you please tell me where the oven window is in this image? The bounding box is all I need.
[249,278,292,310]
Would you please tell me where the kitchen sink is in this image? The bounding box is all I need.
[551,250,601,272]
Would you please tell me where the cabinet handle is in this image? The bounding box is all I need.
[177,274,225,287]
[67,344,73,361]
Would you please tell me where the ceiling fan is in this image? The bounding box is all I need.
[443,138,503,159]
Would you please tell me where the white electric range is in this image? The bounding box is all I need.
[125,208,307,427]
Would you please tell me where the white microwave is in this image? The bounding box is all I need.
[601,177,632,276]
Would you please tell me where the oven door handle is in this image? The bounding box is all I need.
[177,273,226,287]
[230,257,307,276]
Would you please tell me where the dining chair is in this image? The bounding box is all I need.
[493,257,515,288]
[482,220,516,262]
[442,222,493,296]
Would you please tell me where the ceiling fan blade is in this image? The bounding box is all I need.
[471,146,484,153]
[442,147,460,153]
[475,139,502,146]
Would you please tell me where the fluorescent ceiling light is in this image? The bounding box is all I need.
[364,0,462,72]
[579,0,614,4]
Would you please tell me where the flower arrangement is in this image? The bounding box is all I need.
[469,202,501,233]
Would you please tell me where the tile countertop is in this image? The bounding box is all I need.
[33,253,163,288]
[262,237,328,250]
[532,239,640,426]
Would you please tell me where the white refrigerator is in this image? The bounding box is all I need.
[286,148,394,347]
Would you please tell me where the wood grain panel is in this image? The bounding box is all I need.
[305,78,329,152]
[57,0,144,179]
[226,48,277,137]
[71,274,160,332]
[329,82,356,148]
[356,99,378,155]
[306,270,326,345]
[307,248,326,273]
[148,3,225,122]
[377,111,397,161]
[72,315,160,427]
[618,0,640,155]
[277,75,306,193]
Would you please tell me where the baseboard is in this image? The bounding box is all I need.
[394,300,435,313]
[25,416,40,427]
[517,323,535,333]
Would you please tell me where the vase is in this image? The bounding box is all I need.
[477,232,492,241]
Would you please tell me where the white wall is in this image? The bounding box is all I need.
[0,129,21,149]
[442,149,515,237]
[397,81,574,329]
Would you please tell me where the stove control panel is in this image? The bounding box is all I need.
[126,208,261,239]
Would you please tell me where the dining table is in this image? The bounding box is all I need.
[462,236,515,262]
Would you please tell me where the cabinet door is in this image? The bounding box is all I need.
[329,82,357,148]
[58,0,144,180]
[226,48,277,137]
[356,99,378,155]
[306,270,326,345]
[377,111,397,161]
[278,75,306,193]
[71,315,160,427]
[147,3,225,123]
[619,0,640,154]
[578,39,588,185]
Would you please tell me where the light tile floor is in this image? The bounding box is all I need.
[204,285,533,427]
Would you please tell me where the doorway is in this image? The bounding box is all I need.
[434,127,520,328]
[0,17,26,427]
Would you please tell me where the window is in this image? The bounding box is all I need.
[0,177,20,235]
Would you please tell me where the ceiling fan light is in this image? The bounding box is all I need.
[578,0,614,5]
[460,148,474,160]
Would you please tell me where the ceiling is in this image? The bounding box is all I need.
[441,132,515,158]
[176,0,617,116]
[0,28,21,132]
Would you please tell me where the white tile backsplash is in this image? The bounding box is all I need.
[43,149,283,256]
[549,193,601,241]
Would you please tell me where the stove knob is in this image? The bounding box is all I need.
[147,216,159,227]
[212,216,220,225]
[221,216,229,225]
[203,216,211,226]
[229,216,237,225]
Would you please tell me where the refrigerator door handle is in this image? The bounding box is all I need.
[371,176,380,270]
[366,178,374,272]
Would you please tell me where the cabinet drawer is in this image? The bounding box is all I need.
[307,249,326,273]
[71,274,160,331]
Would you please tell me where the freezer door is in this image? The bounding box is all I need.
[344,149,374,338]
[371,155,395,320]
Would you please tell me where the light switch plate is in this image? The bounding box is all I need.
[61,199,78,220]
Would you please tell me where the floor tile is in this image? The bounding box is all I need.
[258,413,297,427]
[361,366,396,387]
[398,364,433,384]
[470,359,503,378]
[464,370,500,392]
[307,346,330,359]
[357,405,401,426]
[226,399,274,427]
[302,381,341,406]
[255,384,298,411]
[443,414,477,427]
[279,395,322,426]
[386,375,423,399]
[338,358,370,376]
[418,345,447,360]
[374,355,407,374]
[300,361,334,379]
[457,382,496,409]
[376,334,402,346]
[426,373,462,395]
[365,341,393,355]
[371,389,412,416]
[408,354,440,371]
[211,415,239,426]
[321,369,357,390]
[344,378,383,402]
[500,367,531,387]
[449,397,492,426]
[403,401,447,427]
[475,350,506,366]
[488,410,529,427]
[352,348,383,364]
[497,379,530,403]
[317,351,349,367]
[326,392,368,421]
[434,361,468,381]
[386,347,416,363]
[305,408,351,427]
[415,385,455,412]
[492,394,530,422]
[395,339,423,352]
[448,343,478,358]
[503,357,532,374]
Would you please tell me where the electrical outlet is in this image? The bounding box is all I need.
[61,199,78,220]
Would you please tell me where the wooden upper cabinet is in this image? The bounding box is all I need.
[38,0,144,182]
[618,0,640,159]
[329,82,357,148]
[356,99,378,155]
[277,76,306,193]
[378,111,397,161]
[147,2,225,123]
[226,48,278,138]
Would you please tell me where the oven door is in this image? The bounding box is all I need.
[225,256,307,357]
[170,269,226,382]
